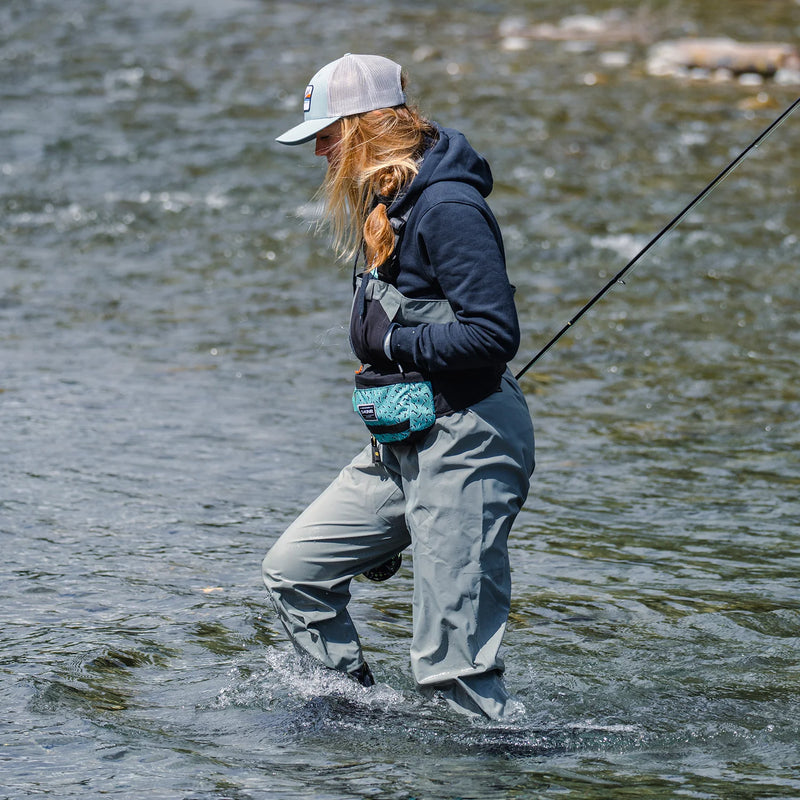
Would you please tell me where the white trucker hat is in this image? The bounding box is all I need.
[276,53,406,145]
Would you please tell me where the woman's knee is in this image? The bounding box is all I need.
[261,534,299,591]
[262,522,332,591]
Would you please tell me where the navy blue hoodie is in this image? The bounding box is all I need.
[386,125,520,412]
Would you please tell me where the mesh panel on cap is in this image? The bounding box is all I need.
[327,54,405,117]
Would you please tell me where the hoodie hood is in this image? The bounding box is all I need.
[389,124,493,219]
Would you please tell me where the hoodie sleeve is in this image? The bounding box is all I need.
[389,200,520,372]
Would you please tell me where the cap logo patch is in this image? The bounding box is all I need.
[303,84,313,112]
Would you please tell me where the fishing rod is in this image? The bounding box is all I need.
[515,95,800,381]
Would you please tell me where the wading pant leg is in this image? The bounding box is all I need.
[262,444,410,674]
[399,373,535,719]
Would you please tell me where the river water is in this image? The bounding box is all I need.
[2,1,799,798]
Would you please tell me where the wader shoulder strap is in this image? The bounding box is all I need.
[378,200,413,285]
[351,198,415,292]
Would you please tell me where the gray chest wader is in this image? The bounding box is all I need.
[350,274,457,449]
[262,278,535,720]
[356,272,458,328]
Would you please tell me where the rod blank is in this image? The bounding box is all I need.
[516,96,800,381]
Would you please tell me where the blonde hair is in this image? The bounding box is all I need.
[318,99,436,269]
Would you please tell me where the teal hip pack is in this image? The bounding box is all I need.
[353,366,435,444]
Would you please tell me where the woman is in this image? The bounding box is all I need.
[263,53,535,719]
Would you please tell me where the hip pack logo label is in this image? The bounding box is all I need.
[357,403,377,421]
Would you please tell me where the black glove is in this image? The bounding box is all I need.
[350,273,397,365]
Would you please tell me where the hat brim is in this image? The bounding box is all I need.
[276,115,341,145]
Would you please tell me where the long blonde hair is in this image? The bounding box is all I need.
[318,98,436,269]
